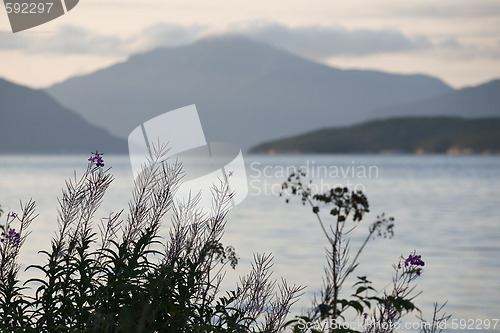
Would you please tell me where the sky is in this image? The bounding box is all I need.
[1,0,499,89]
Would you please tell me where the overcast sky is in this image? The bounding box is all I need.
[1,0,499,88]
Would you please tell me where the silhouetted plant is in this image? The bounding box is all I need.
[281,170,447,333]
[0,200,36,331]
[417,302,451,333]
[0,148,304,332]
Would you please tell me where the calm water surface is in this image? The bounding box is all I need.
[1,154,499,330]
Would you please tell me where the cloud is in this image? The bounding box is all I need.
[43,25,123,54]
[0,25,124,55]
[127,23,207,52]
[234,22,500,61]
[234,23,433,58]
[439,38,461,49]
[0,24,208,56]
[1,21,497,62]
[0,22,436,58]
[397,2,500,18]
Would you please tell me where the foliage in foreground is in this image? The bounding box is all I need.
[0,149,304,332]
[281,170,450,333]
[0,151,451,333]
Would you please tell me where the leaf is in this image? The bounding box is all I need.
[348,300,364,315]
[355,286,368,294]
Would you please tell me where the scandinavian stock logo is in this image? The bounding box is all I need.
[3,0,79,33]
[128,105,248,213]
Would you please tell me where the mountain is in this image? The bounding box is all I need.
[370,79,500,118]
[248,117,500,154]
[0,78,127,154]
[46,36,452,150]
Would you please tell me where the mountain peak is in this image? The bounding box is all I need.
[46,36,454,149]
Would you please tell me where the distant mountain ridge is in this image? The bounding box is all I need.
[0,78,127,153]
[46,36,453,150]
[249,117,500,154]
[371,79,500,118]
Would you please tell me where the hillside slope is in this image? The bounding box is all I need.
[249,117,500,154]
[0,78,127,153]
[370,80,500,119]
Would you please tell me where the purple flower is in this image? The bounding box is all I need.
[402,252,425,277]
[405,253,425,267]
[8,212,17,219]
[89,151,104,167]
[1,228,20,245]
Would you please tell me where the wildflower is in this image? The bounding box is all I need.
[88,150,105,167]
[1,228,20,245]
[404,253,425,267]
[402,252,425,277]
[8,212,17,219]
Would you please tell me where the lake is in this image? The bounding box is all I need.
[1,153,499,331]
